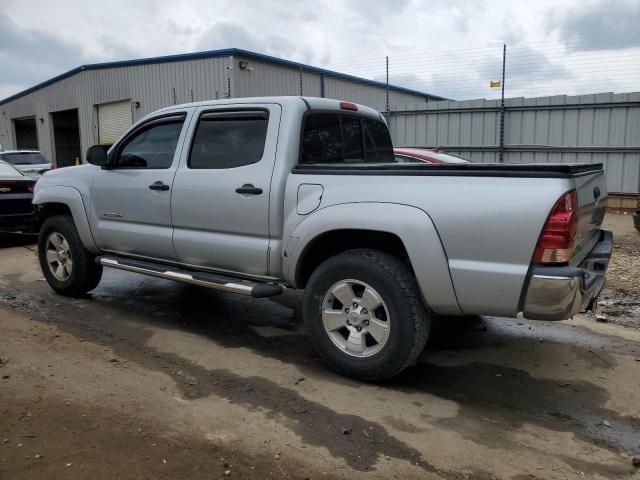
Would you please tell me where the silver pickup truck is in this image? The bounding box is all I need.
[33,96,612,381]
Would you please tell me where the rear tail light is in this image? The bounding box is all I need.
[340,101,358,111]
[532,190,578,264]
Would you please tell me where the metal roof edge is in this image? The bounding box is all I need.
[0,47,447,106]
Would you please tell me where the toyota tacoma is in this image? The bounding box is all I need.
[33,96,613,381]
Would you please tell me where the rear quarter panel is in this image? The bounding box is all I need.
[283,201,462,315]
[284,172,573,317]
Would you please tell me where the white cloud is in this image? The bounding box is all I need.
[1,0,639,102]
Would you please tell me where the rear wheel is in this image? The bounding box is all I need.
[38,215,103,296]
[303,249,430,381]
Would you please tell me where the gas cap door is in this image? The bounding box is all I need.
[297,183,324,215]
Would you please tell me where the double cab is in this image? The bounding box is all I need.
[33,96,612,381]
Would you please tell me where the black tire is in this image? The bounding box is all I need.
[303,249,430,382]
[38,215,103,296]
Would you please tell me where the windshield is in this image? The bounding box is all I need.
[0,152,49,165]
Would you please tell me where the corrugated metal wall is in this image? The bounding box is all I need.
[324,76,428,113]
[390,92,640,194]
[0,53,430,164]
[0,56,232,163]
[233,56,428,112]
[234,56,321,98]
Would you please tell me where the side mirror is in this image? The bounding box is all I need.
[86,145,109,167]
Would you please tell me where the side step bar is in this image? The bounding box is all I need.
[97,256,283,298]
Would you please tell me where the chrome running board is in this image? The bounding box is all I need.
[98,256,283,298]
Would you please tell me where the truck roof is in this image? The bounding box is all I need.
[153,96,383,120]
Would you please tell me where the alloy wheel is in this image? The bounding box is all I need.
[321,279,391,357]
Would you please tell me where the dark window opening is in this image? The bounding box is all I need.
[13,117,38,150]
[51,109,81,168]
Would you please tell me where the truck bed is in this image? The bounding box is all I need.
[287,161,608,317]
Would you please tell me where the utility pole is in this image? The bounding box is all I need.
[499,44,506,163]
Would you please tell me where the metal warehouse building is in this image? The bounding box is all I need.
[0,48,443,167]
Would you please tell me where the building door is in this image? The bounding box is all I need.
[51,109,81,167]
[13,117,38,149]
[97,100,131,145]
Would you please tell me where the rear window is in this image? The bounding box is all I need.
[0,152,48,165]
[189,111,268,169]
[301,113,393,165]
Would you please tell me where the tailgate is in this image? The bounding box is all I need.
[571,166,608,265]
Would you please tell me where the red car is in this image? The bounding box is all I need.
[394,147,469,164]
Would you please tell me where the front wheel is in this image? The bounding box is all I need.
[38,215,103,296]
[303,249,430,381]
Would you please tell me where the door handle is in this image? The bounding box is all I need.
[235,184,263,195]
[149,181,170,191]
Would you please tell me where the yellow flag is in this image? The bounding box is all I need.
[489,80,501,88]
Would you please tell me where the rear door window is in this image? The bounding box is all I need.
[300,113,394,165]
[189,110,269,169]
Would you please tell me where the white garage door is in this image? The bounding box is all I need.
[98,100,131,145]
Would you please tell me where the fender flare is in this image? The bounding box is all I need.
[33,186,100,254]
[284,202,462,316]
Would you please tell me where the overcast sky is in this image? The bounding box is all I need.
[1,0,639,101]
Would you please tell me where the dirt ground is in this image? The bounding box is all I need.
[1,213,640,480]
[593,213,640,330]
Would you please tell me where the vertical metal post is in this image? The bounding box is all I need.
[499,44,506,163]
[226,58,233,99]
[385,56,390,118]
[299,67,303,95]
[637,161,640,208]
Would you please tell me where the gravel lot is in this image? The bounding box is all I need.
[594,213,640,331]
[1,213,639,479]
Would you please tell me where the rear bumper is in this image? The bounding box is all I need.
[522,229,613,321]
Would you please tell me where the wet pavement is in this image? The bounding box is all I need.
[1,237,639,479]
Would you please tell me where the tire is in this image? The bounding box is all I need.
[38,215,103,296]
[303,249,430,382]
